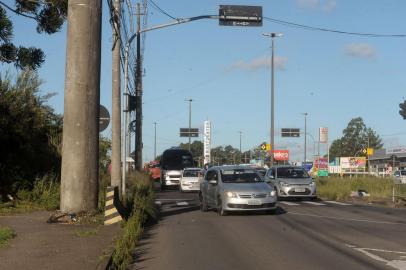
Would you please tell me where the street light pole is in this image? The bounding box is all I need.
[185,99,193,151]
[239,131,242,163]
[303,113,308,165]
[153,122,157,160]
[263,32,283,166]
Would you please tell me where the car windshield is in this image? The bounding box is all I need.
[275,167,309,178]
[183,170,201,177]
[401,171,406,176]
[221,169,263,183]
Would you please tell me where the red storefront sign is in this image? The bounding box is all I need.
[273,150,289,161]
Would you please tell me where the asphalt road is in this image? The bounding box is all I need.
[130,188,406,270]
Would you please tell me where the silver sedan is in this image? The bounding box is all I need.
[266,166,317,199]
[200,166,278,216]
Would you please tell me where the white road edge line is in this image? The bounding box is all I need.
[325,201,351,206]
[176,202,189,206]
[289,211,406,226]
[279,201,300,206]
[302,201,326,206]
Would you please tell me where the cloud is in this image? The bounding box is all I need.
[344,43,377,58]
[323,0,336,12]
[227,56,288,72]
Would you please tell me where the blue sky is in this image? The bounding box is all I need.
[3,0,406,162]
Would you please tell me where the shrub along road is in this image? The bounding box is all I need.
[130,189,406,270]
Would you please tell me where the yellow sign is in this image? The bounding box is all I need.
[367,148,374,156]
[261,144,266,150]
[266,144,271,151]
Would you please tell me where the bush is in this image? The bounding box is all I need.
[16,174,60,210]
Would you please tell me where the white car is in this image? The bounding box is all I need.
[180,168,203,192]
[393,170,406,184]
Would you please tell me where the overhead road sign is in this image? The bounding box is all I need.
[281,128,300,137]
[219,5,262,27]
[180,128,199,137]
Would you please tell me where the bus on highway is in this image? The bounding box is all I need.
[160,147,195,190]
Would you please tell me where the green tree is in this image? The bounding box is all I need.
[329,117,383,161]
[0,70,62,199]
[400,100,406,120]
[0,1,67,69]
[179,140,203,159]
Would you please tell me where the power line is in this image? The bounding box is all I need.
[263,17,406,38]
[147,0,178,21]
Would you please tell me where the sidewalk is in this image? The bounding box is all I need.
[0,211,120,270]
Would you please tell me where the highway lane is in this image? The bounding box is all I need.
[130,190,406,270]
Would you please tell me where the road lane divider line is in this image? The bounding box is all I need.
[302,201,326,206]
[176,202,189,206]
[279,201,300,206]
[325,201,351,206]
[288,211,406,226]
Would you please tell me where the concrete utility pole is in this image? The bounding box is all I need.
[135,3,143,170]
[153,122,157,160]
[185,99,193,151]
[111,0,122,195]
[60,0,102,213]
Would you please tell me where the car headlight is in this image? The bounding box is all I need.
[279,181,288,187]
[269,190,276,197]
[309,181,315,186]
[225,191,237,198]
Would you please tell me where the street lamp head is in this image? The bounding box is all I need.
[262,32,284,38]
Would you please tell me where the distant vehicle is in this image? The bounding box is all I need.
[179,168,204,192]
[200,166,277,216]
[266,166,317,200]
[160,147,195,190]
[145,161,160,181]
[393,170,406,184]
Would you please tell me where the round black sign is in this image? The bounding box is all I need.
[99,105,110,132]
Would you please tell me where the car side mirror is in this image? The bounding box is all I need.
[209,180,217,185]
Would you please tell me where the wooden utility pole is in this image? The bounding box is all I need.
[135,3,143,170]
[61,0,102,213]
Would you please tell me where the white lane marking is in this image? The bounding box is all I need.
[279,201,300,206]
[346,244,406,270]
[289,211,406,226]
[302,201,326,206]
[325,201,351,206]
[154,201,162,205]
[176,202,189,206]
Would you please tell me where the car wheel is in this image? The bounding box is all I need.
[217,198,227,216]
[161,183,166,191]
[310,196,318,201]
[200,193,208,212]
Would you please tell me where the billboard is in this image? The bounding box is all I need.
[203,121,211,165]
[319,127,328,143]
[340,157,366,169]
[273,150,289,161]
[314,157,328,177]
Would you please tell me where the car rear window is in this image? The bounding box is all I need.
[183,170,201,177]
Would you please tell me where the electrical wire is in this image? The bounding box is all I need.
[147,0,178,20]
[263,16,406,38]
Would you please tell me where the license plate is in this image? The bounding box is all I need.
[295,188,306,192]
[247,200,261,205]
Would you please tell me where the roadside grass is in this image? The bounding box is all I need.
[0,226,16,247]
[109,171,156,270]
[316,176,406,203]
[0,174,60,215]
